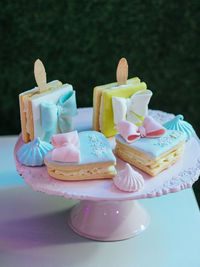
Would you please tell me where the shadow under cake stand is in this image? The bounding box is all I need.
[14,108,200,241]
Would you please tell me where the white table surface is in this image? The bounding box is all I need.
[0,135,200,267]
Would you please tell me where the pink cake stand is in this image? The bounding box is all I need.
[14,108,200,241]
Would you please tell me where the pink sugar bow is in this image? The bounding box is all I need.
[51,131,80,162]
[117,116,166,143]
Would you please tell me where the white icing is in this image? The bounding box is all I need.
[24,99,30,133]
[20,80,60,96]
[128,90,152,117]
[112,97,127,124]
[112,90,152,125]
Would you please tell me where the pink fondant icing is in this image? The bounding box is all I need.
[51,131,80,163]
[117,121,140,143]
[142,116,166,137]
[117,116,166,143]
[51,131,80,147]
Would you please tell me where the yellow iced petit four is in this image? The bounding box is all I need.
[93,58,148,137]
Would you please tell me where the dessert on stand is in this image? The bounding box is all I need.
[19,59,77,143]
[93,58,151,137]
[15,108,200,241]
[15,58,200,241]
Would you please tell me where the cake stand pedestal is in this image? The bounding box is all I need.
[68,199,149,241]
[14,109,200,241]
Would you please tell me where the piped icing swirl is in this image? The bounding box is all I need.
[17,137,53,166]
[113,163,144,192]
[163,115,195,141]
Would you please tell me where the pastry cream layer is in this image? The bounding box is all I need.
[45,162,116,181]
[115,140,185,176]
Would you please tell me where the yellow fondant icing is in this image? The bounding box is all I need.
[94,77,140,95]
[102,82,147,137]
[93,77,141,132]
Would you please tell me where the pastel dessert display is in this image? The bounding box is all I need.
[163,114,195,141]
[44,131,117,181]
[93,58,152,137]
[113,163,144,192]
[17,137,53,166]
[14,106,200,242]
[16,57,198,187]
[115,116,186,176]
[19,59,77,143]
[14,55,200,243]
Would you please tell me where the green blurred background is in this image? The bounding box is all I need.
[0,1,199,203]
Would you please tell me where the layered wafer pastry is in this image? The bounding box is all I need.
[19,59,77,143]
[93,58,152,137]
[44,131,117,181]
[115,118,186,176]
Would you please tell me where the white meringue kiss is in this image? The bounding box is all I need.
[113,163,144,192]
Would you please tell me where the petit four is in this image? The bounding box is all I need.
[19,59,77,143]
[93,58,151,137]
[17,137,53,166]
[44,131,117,181]
[113,163,144,192]
[115,117,186,176]
[163,114,195,141]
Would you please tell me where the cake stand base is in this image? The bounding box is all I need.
[68,199,150,241]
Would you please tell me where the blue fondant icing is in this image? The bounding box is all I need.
[18,137,54,166]
[40,91,78,142]
[116,130,186,159]
[45,131,116,165]
[163,114,195,141]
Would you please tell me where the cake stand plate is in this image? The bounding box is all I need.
[14,109,200,241]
